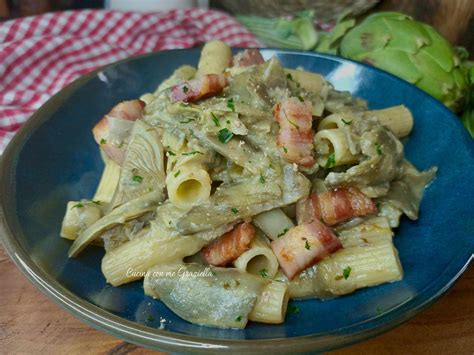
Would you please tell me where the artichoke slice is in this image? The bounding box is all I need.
[68,190,162,257]
[110,120,166,209]
[145,263,265,329]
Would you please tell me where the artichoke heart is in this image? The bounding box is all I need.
[146,263,265,329]
[110,120,166,209]
[340,12,468,111]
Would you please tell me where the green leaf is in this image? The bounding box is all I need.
[182,150,204,156]
[461,109,474,138]
[227,98,235,112]
[132,175,143,183]
[231,207,239,214]
[217,128,233,144]
[210,112,220,126]
[324,153,336,169]
[72,203,84,209]
[259,269,268,278]
[343,266,352,279]
[288,304,300,314]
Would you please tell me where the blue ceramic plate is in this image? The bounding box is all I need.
[1,49,473,353]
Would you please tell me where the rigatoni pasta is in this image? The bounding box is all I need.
[61,43,436,329]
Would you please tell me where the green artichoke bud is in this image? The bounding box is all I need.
[340,12,469,112]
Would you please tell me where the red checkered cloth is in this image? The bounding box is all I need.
[0,9,260,152]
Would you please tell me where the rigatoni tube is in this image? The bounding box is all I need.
[314,129,359,167]
[233,233,279,278]
[249,280,289,324]
[101,233,207,286]
[316,241,403,296]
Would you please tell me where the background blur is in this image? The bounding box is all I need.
[0,0,472,53]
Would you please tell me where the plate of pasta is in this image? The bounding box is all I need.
[1,42,473,353]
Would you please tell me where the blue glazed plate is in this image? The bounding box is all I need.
[1,49,473,353]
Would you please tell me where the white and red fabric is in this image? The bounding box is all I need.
[0,9,261,152]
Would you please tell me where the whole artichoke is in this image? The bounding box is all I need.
[340,12,469,112]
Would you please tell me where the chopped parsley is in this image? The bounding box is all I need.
[72,203,83,209]
[259,175,266,184]
[277,228,289,238]
[174,170,181,177]
[223,282,231,289]
[235,315,242,322]
[376,143,383,156]
[226,119,231,124]
[217,128,233,144]
[287,304,300,314]
[343,266,352,279]
[304,239,311,250]
[179,118,195,124]
[132,175,143,183]
[259,269,268,278]
[99,138,106,145]
[167,150,176,156]
[210,112,220,126]
[361,237,369,244]
[335,266,352,280]
[188,128,197,138]
[231,207,239,214]
[283,146,288,153]
[227,98,235,112]
[182,150,204,156]
[324,153,336,169]
[376,201,381,210]
[342,118,352,125]
[282,108,299,128]
[147,315,155,322]
[297,95,305,102]
[92,200,101,205]
[286,73,293,80]
[182,85,189,93]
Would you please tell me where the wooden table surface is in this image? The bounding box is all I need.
[0,245,472,354]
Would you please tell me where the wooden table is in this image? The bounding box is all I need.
[1,245,472,354]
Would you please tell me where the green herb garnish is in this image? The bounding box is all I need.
[288,305,300,314]
[174,170,181,177]
[179,118,195,124]
[92,200,101,205]
[286,73,293,80]
[132,175,143,183]
[231,207,239,214]
[147,315,155,322]
[167,150,176,156]
[235,315,242,322]
[376,143,383,156]
[259,175,266,184]
[324,153,336,169]
[210,112,220,126]
[277,228,289,238]
[182,85,189,93]
[304,239,311,250]
[227,98,235,112]
[217,128,233,144]
[182,150,204,156]
[283,146,288,153]
[342,118,352,125]
[343,266,352,279]
[259,269,268,278]
[99,138,106,145]
[223,282,231,289]
[297,95,304,102]
[72,203,83,209]
[188,128,196,138]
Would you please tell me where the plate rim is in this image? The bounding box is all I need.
[0,48,473,353]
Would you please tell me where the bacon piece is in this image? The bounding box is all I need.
[297,188,377,226]
[169,74,227,103]
[202,222,256,266]
[92,100,145,164]
[273,98,315,167]
[271,220,342,280]
[233,49,265,67]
